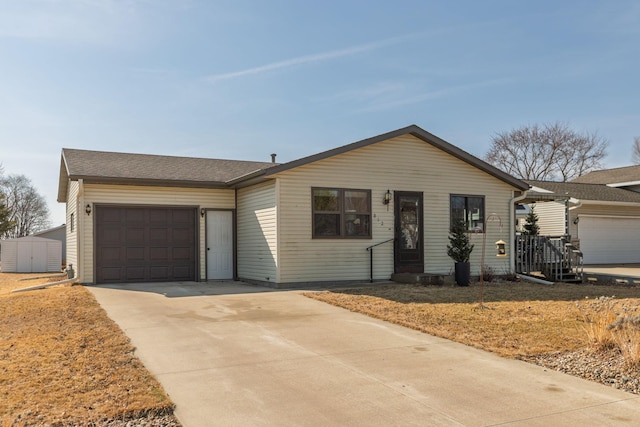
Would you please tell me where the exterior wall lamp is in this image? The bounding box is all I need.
[383,189,391,205]
[201,208,206,218]
[85,203,92,216]
[495,239,506,257]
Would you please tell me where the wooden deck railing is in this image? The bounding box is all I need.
[515,235,583,282]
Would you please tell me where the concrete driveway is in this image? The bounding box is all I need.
[583,264,640,284]
[88,281,640,426]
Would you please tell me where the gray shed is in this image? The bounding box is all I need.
[0,236,62,273]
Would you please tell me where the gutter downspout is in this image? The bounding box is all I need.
[233,187,238,282]
[77,179,84,283]
[510,190,528,274]
[12,277,79,293]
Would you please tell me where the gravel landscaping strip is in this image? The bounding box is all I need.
[10,411,182,426]
[520,348,640,395]
[96,413,181,427]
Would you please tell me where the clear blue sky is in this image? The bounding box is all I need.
[1,1,638,227]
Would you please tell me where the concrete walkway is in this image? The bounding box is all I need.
[88,282,640,426]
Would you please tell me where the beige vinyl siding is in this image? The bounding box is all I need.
[237,180,278,283]
[66,181,79,276]
[272,135,516,283]
[80,184,234,283]
[533,203,640,246]
[574,204,640,217]
[532,201,566,236]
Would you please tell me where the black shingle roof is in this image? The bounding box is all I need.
[62,148,276,183]
[58,125,531,202]
[58,149,277,202]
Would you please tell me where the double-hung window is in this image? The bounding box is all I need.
[450,195,485,231]
[312,188,371,238]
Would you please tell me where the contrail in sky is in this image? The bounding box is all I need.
[205,33,421,83]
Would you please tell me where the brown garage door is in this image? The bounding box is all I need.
[95,206,197,284]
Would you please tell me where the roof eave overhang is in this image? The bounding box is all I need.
[67,175,230,189]
[57,154,70,203]
[520,192,571,204]
[607,181,640,188]
[577,200,640,207]
[226,169,271,188]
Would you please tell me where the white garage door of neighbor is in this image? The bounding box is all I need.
[579,216,640,264]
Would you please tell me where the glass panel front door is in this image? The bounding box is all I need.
[394,191,424,273]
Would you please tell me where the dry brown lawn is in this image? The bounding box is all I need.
[305,281,640,358]
[0,273,175,426]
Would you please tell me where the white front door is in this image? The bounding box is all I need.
[206,210,234,280]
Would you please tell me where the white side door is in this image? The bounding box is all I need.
[31,242,48,272]
[17,242,32,272]
[206,210,234,280]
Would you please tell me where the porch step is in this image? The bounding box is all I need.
[556,271,582,283]
[391,273,445,285]
[542,267,583,283]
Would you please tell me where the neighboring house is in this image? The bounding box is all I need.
[525,173,640,264]
[573,165,640,190]
[515,204,531,233]
[57,125,529,286]
[33,224,66,265]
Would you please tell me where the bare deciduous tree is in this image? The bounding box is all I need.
[633,137,640,165]
[0,193,13,237]
[0,174,50,238]
[0,164,13,236]
[485,122,608,181]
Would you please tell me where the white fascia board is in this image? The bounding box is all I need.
[529,185,555,193]
[606,181,640,188]
[578,199,640,207]
[579,214,640,219]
